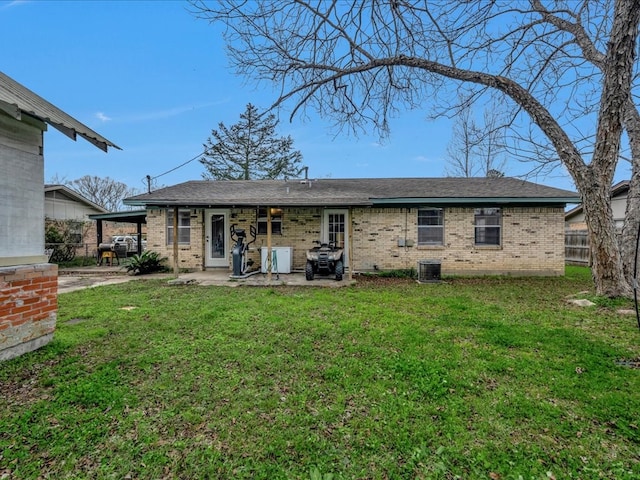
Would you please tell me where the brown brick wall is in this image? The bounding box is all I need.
[146,208,204,270]
[234,207,323,269]
[147,207,324,270]
[0,263,57,361]
[144,205,565,276]
[351,206,565,275]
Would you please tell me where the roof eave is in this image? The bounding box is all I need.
[124,200,373,207]
[371,196,582,205]
[0,71,121,153]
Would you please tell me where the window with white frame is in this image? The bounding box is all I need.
[166,209,191,244]
[418,208,444,245]
[257,207,283,235]
[474,208,501,246]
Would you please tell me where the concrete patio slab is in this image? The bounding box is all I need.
[58,266,353,293]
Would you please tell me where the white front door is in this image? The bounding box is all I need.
[323,209,349,267]
[205,209,229,268]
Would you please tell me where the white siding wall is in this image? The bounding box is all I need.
[45,192,102,220]
[611,194,627,229]
[0,111,46,264]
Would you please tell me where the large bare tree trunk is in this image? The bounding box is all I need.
[581,0,640,297]
[529,0,640,294]
[580,170,630,297]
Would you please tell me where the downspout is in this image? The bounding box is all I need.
[348,207,354,281]
[267,206,272,282]
[405,208,409,269]
[405,207,408,248]
[201,210,205,271]
[173,206,179,276]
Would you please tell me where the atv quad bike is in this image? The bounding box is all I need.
[305,241,344,281]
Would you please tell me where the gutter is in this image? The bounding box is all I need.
[371,196,581,206]
[124,196,582,208]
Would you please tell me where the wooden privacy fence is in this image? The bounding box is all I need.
[565,230,590,265]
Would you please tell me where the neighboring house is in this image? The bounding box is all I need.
[45,184,107,254]
[45,184,107,220]
[0,71,118,361]
[44,184,143,258]
[125,177,579,277]
[565,180,627,230]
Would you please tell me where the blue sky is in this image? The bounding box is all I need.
[0,0,619,194]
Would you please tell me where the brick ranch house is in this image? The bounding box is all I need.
[125,177,579,277]
[0,71,118,361]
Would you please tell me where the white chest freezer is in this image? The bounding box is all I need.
[261,247,293,273]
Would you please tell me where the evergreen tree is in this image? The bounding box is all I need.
[200,103,303,180]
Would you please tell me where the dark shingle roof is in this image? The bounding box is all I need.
[0,71,120,152]
[125,177,579,207]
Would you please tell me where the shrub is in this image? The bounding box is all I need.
[123,251,166,275]
[45,220,86,263]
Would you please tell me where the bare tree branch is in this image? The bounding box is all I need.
[68,176,138,212]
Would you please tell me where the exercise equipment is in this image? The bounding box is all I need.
[230,224,258,278]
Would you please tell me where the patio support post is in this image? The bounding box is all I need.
[267,206,272,282]
[96,220,103,247]
[136,221,143,255]
[173,206,179,275]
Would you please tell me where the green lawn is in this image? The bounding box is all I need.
[2,267,640,479]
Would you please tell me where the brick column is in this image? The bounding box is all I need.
[0,263,57,361]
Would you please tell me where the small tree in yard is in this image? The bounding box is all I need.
[191,0,640,297]
[200,103,303,180]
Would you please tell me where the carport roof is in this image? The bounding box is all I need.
[89,210,147,224]
[124,177,580,208]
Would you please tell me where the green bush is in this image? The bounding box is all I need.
[123,251,166,275]
[45,221,84,263]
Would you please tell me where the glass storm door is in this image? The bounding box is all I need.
[205,210,229,267]
[323,209,349,267]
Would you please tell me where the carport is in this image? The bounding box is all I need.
[88,210,147,256]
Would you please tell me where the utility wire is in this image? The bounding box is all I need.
[141,152,204,193]
[150,152,204,181]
